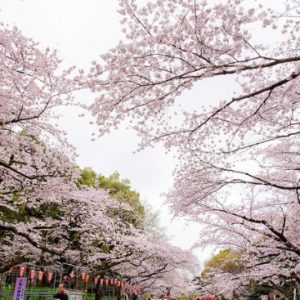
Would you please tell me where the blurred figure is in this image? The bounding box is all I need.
[53,283,69,300]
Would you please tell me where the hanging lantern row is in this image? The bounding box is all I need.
[8,266,141,293]
[9,266,54,283]
[80,273,142,293]
[63,272,141,292]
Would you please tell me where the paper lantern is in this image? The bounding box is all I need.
[18,266,27,277]
[38,271,44,282]
[94,277,99,285]
[29,269,36,281]
[100,279,104,286]
[85,274,90,283]
[47,272,53,283]
[81,273,86,281]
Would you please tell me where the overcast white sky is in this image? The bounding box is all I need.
[1,0,284,267]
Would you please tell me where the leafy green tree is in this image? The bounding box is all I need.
[78,168,145,228]
[201,249,243,281]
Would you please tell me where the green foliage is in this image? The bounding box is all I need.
[201,248,243,281]
[247,281,295,300]
[201,250,295,299]
[78,168,145,228]
[0,200,62,224]
[247,282,271,299]
[77,167,98,187]
[178,291,199,300]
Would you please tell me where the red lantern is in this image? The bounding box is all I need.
[38,271,44,282]
[81,273,86,281]
[100,279,104,286]
[18,266,27,277]
[105,278,109,285]
[29,269,36,281]
[85,274,90,283]
[47,272,53,283]
[94,277,99,285]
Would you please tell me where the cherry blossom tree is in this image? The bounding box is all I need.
[109,230,197,294]
[0,24,197,295]
[0,23,80,271]
[88,0,300,291]
[0,24,119,275]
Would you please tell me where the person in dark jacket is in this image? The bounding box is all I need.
[54,284,69,300]
[95,280,103,300]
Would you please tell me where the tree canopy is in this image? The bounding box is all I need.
[0,22,197,295]
[78,168,145,228]
[3,0,300,296]
[201,249,242,280]
[87,0,300,295]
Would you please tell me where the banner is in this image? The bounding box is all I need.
[13,277,27,300]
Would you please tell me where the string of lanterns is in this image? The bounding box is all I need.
[8,266,141,293]
[9,266,54,283]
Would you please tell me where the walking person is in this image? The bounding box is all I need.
[54,283,69,300]
[95,279,103,300]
